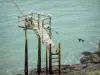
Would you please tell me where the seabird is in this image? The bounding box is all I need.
[78,38,85,42]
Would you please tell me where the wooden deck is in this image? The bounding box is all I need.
[19,20,57,51]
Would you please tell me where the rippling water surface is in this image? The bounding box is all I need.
[0,0,100,75]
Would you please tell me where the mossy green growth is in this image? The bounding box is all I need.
[88,71,100,75]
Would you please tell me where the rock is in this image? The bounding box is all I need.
[74,64,87,69]
[30,51,100,75]
[80,55,90,64]
[90,53,100,64]
[94,52,100,56]
[62,65,70,70]
[82,51,91,56]
[80,52,100,64]
[17,74,22,75]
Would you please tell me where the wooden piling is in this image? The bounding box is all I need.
[46,47,48,74]
[58,43,61,74]
[24,28,28,75]
[49,17,52,75]
[49,44,52,74]
[38,35,41,74]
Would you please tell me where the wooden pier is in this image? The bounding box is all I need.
[18,12,61,75]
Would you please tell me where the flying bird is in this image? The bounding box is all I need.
[78,38,85,42]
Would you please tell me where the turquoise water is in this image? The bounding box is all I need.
[0,0,100,74]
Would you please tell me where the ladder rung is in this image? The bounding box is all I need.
[51,52,59,55]
[52,57,58,59]
[18,26,26,28]
[18,26,33,30]
[52,61,59,63]
[52,69,59,71]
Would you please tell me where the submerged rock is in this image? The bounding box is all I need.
[82,51,92,56]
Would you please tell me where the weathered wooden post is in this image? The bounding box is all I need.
[49,44,52,74]
[24,27,28,75]
[37,13,41,75]
[46,47,48,74]
[37,35,41,74]
[58,43,61,74]
[49,16,52,75]
[41,19,48,74]
[42,20,44,42]
[38,14,40,29]
[46,16,52,75]
[49,17,52,39]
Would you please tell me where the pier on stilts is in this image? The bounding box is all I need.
[18,12,61,75]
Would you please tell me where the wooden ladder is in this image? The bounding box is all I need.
[49,43,61,74]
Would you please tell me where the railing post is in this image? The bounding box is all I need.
[49,44,52,74]
[24,28,28,75]
[42,20,44,42]
[31,12,34,27]
[38,14,40,29]
[58,43,61,74]
[49,17,52,39]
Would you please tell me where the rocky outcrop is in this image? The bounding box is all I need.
[80,51,100,64]
[30,51,100,75]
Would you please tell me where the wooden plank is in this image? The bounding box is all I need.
[31,21,56,51]
[21,20,57,51]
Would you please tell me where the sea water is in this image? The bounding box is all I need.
[0,0,100,75]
